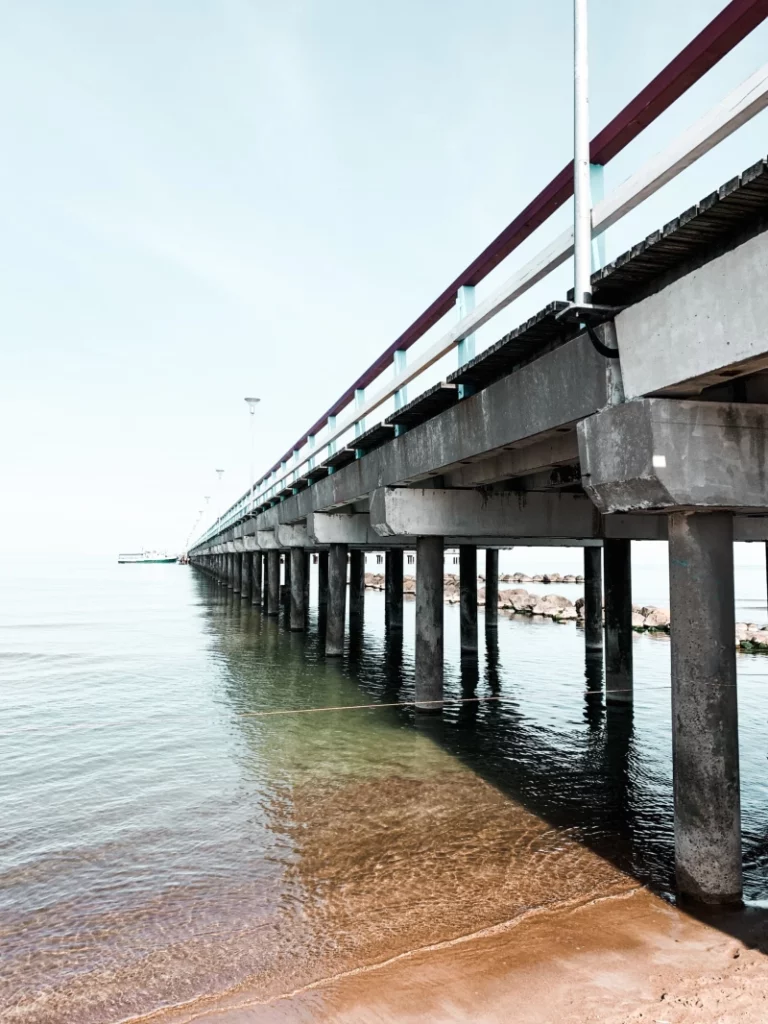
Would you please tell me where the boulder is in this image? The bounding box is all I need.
[632,612,646,629]
[644,607,670,631]
[403,577,416,594]
[563,574,577,583]
[575,597,585,619]
[748,630,768,649]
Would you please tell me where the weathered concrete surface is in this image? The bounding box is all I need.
[371,488,599,539]
[459,546,478,653]
[669,511,741,905]
[276,524,310,548]
[604,539,633,704]
[252,552,262,607]
[326,544,348,656]
[579,399,768,513]
[267,550,280,617]
[385,548,403,630]
[256,530,280,550]
[616,228,768,400]
[584,546,603,653]
[485,549,498,630]
[289,547,306,631]
[415,536,444,710]
[240,551,251,600]
[318,550,329,607]
[349,549,364,623]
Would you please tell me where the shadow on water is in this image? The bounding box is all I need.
[194,570,768,959]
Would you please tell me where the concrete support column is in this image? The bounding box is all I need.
[669,511,741,905]
[252,552,262,606]
[459,545,478,654]
[385,548,403,630]
[485,549,498,631]
[267,550,280,617]
[233,553,242,595]
[289,547,306,631]
[283,552,291,607]
[326,544,348,656]
[584,546,603,653]
[415,536,444,710]
[241,552,252,600]
[227,553,235,589]
[260,554,268,609]
[318,551,329,608]
[349,550,365,624]
[303,551,311,609]
[603,539,632,704]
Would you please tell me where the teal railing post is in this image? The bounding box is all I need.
[327,414,337,474]
[456,284,476,399]
[354,388,366,458]
[590,163,606,272]
[308,433,316,471]
[393,349,407,436]
[291,448,300,493]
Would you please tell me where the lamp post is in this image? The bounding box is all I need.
[215,469,225,533]
[573,0,591,306]
[244,397,260,514]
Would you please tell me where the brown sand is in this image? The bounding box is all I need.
[140,888,768,1024]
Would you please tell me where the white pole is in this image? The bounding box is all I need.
[573,0,591,306]
[244,397,260,514]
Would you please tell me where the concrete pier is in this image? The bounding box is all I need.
[326,544,348,656]
[252,552,262,607]
[459,545,478,654]
[485,549,498,631]
[289,548,306,631]
[415,536,444,710]
[668,511,741,905]
[603,539,632,704]
[385,549,404,630]
[318,551,329,608]
[349,549,364,624]
[584,547,603,653]
[267,550,280,617]
[283,552,291,608]
[261,553,268,610]
[241,552,251,600]
[233,553,242,595]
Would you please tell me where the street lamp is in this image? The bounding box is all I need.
[215,469,225,532]
[244,397,260,514]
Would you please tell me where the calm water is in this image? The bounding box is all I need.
[2,557,768,1023]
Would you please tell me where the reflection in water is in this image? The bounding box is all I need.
[2,562,768,1024]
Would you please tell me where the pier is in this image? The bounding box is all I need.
[190,2,768,907]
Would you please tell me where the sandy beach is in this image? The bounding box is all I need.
[136,888,768,1024]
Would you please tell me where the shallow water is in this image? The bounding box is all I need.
[1,558,768,1023]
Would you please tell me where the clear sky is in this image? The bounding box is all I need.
[3,0,768,557]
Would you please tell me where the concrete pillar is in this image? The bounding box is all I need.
[485,549,498,631]
[267,550,280,617]
[228,553,236,589]
[326,543,348,656]
[459,545,478,654]
[318,551,329,608]
[233,553,243,595]
[349,550,365,623]
[584,546,603,653]
[260,553,268,609]
[669,511,741,905]
[252,552,262,606]
[385,548,403,630]
[303,551,311,609]
[241,551,252,600]
[415,536,444,710]
[283,552,291,607]
[290,547,306,631]
[603,539,632,704]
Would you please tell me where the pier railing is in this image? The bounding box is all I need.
[194,0,768,548]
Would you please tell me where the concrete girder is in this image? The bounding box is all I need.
[256,530,280,550]
[442,432,579,488]
[579,399,768,514]
[616,228,768,400]
[275,524,310,548]
[370,488,600,539]
[232,538,246,553]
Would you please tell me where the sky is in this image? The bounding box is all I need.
[2,0,768,558]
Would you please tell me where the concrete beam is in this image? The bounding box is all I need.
[275,524,310,548]
[370,487,600,539]
[579,399,768,513]
[443,432,579,488]
[256,530,280,550]
[616,228,768,400]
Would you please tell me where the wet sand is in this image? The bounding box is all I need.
[141,888,768,1024]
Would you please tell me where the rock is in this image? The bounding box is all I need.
[563,574,577,583]
[632,612,646,629]
[575,597,585,619]
[644,608,670,630]
[531,594,576,620]
[749,630,768,649]
[477,587,486,607]
[532,575,543,582]
[403,577,416,594]
[575,575,584,583]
